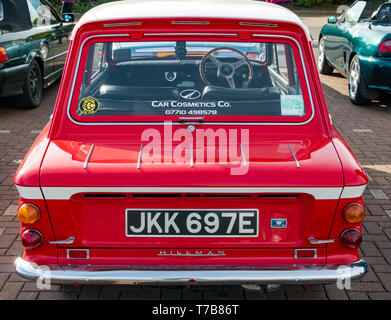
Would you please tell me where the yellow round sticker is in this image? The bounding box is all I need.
[78,97,99,115]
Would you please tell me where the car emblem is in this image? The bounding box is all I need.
[271,219,287,228]
[180,89,201,100]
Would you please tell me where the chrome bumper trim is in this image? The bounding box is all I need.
[14,258,367,285]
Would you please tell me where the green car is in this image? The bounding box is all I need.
[0,0,74,108]
[318,0,391,105]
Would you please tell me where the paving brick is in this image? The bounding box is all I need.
[79,285,101,300]
[324,285,349,300]
[37,291,78,300]
[99,290,120,300]
[368,292,391,300]
[182,288,202,300]
[377,273,391,291]
[203,286,244,300]
[0,282,23,300]
[380,249,391,265]
[347,292,369,300]
[17,291,39,300]
[2,205,18,216]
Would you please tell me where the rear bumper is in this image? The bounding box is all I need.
[0,64,29,97]
[14,257,367,285]
[359,56,391,92]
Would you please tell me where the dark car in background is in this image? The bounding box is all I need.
[0,0,74,108]
[318,0,391,105]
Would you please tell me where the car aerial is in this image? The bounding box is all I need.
[14,0,368,289]
[0,0,74,108]
[318,0,391,105]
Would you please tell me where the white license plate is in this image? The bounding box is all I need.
[126,209,259,237]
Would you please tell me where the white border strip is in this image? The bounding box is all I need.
[41,186,342,200]
[16,185,367,200]
[15,186,44,200]
[340,185,367,199]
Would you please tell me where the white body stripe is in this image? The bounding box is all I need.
[16,185,366,200]
[340,185,367,199]
[15,186,44,200]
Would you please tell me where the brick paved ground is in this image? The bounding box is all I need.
[1,16,391,300]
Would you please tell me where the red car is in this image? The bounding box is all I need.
[14,0,367,289]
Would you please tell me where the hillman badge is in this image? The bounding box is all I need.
[78,97,99,115]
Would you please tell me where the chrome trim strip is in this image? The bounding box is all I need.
[308,237,335,245]
[66,34,315,126]
[83,144,95,169]
[44,67,64,81]
[288,144,300,169]
[340,185,367,199]
[145,32,237,36]
[14,257,368,285]
[15,186,44,200]
[240,143,247,167]
[40,187,343,200]
[171,21,210,25]
[104,22,142,27]
[137,144,143,169]
[48,237,75,245]
[190,144,194,167]
[43,51,68,62]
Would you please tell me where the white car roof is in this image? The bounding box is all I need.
[70,0,311,40]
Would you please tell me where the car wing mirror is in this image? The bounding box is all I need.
[328,16,337,24]
[63,13,75,23]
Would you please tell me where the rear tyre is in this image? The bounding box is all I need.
[348,55,372,105]
[317,37,334,75]
[16,60,43,109]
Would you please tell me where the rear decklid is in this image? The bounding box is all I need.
[40,133,343,250]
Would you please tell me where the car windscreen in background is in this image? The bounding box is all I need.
[0,0,32,33]
[75,41,306,120]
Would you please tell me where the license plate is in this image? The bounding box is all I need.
[126,209,259,237]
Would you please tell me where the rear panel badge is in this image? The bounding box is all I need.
[271,219,287,228]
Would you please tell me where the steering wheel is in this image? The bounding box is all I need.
[199,47,253,89]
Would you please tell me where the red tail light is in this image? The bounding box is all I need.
[379,40,391,53]
[21,229,43,249]
[0,47,9,63]
[340,228,362,249]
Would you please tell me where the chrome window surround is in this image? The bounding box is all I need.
[66,33,315,126]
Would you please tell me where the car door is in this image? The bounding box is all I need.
[25,0,55,81]
[325,1,366,74]
[40,0,73,76]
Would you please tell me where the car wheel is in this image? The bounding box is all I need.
[16,60,43,109]
[348,55,371,105]
[317,37,333,75]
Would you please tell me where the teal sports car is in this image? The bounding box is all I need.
[318,0,391,105]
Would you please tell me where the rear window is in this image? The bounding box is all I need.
[72,40,311,122]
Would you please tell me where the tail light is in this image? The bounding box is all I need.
[18,204,40,225]
[342,203,365,224]
[0,47,8,63]
[21,229,43,250]
[379,40,391,53]
[340,228,362,249]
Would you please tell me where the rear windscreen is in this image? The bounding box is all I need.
[74,40,309,121]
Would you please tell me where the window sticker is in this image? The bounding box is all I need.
[280,95,305,116]
[78,97,100,115]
